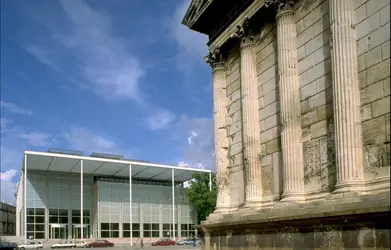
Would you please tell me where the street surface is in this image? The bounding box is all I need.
[41,246,200,250]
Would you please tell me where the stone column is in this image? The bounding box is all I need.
[265,0,305,201]
[232,17,263,206]
[205,48,231,212]
[329,0,365,192]
[201,226,211,250]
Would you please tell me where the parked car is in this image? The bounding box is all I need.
[18,242,43,250]
[75,241,87,248]
[0,241,18,250]
[85,240,114,248]
[176,238,195,245]
[51,240,76,249]
[151,238,176,246]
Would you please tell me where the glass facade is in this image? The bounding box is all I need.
[21,170,197,240]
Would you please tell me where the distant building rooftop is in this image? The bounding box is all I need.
[23,150,211,182]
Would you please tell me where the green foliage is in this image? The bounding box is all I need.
[185,172,217,224]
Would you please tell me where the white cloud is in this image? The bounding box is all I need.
[0,169,17,181]
[0,169,18,204]
[174,115,215,170]
[145,109,177,131]
[1,119,53,147]
[1,101,33,116]
[187,131,198,145]
[28,0,145,102]
[63,126,133,157]
[24,45,61,72]
[0,144,24,206]
[167,0,208,72]
[18,131,52,147]
[178,161,205,170]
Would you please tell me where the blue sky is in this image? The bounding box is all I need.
[0,0,214,204]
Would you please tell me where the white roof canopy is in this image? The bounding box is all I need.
[23,150,211,182]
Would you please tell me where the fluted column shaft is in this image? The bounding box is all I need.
[240,40,263,204]
[276,9,305,200]
[329,0,364,192]
[212,66,231,211]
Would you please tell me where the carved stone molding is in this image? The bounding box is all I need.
[204,47,224,70]
[230,17,254,47]
[265,0,295,17]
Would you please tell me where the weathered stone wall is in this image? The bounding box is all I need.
[207,227,390,250]
[225,44,245,208]
[356,0,390,180]
[222,0,390,202]
[294,0,335,194]
[254,23,283,201]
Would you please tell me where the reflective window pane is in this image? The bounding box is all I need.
[101,231,109,238]
[35,232,45,239]
[27,224,34,231]
[27,216,34,223]
[35,208,45,216]
[49,217,59,223]
[110,223,119,230]
[35,224,45,231]
[111,231,119,238]
[35,216,45,223]
[59,217,68,224]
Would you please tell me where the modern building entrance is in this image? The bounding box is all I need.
[72,225,89,239]
[50,224,67,239]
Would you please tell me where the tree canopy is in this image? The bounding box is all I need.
[185,172,217,224]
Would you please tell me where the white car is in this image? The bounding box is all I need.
[51,240,76,249]
[75,241,87,248]
[18,241,43,250]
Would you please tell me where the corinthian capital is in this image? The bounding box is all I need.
[204,47,224,69]
[265,0,295,15]
[230,17,254,46]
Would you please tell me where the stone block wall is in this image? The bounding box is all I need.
[223,0,390,202]
[225,45,245,208]
[356,0,390,180]
[254,23,283,200]
[294,0,335,195]
[207,227,390,249]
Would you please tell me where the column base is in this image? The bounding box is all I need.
[281,191,306,203]
[244,197,274,208]
[305,188,331,201]
[363,176,390,194]
[228,203,244,212]
[333,180,365,194]
[214,206,232,214]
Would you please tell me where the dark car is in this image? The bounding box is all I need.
[0,241,18,250]
[151,238,176,246]
[86,240,114,248]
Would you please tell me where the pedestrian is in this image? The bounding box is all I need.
[140,238,144,249]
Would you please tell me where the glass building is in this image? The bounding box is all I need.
[16,150,212,244]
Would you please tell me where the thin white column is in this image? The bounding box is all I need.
[80,160,83,240]
[97,182,101,239]
[24,154,27,243]
[171,169,175,241]
[129,165,133,246]
[329,0,365,193]
[209,172,212,192]
[232,17,263,206]
[205,48,231,212]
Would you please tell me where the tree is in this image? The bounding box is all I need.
[185,172,217,224]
